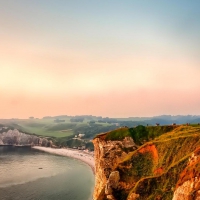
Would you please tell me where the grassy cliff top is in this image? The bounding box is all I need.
[123,125,200,199]
[95,125,179,145]
[95,124,200,200]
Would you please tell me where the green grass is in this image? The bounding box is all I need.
[105,127,131,140]
[96,125,200,200]
[0,119,75,138]
[116,126,200,199]
[0,117,116,139]
[98,125,177,145]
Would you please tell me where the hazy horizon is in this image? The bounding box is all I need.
[1,0,200,119]
[1,114,200,121]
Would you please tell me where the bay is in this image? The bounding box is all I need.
[0,146,94,200]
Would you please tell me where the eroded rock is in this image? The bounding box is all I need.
[0,129,51,147]
[93,135,137,200]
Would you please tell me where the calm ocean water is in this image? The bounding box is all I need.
[0,146,94,200]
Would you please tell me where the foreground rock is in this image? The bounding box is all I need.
[93,129,137,200]
[172,149,200,200]
[93,125,200,200]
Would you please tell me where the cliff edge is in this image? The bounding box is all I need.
[0,127,52,146]
[93,125,200,200]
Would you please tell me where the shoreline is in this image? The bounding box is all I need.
[32,146,95,173]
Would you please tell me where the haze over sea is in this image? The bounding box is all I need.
[0,146,94,200]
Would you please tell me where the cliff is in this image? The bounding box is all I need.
[93,125,200,200]
[0,127,52,146]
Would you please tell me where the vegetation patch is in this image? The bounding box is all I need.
[105,127,130,141]
[102,125,200,200]
[102,125,177,145]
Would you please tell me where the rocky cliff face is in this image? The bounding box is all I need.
[0,128,52,147]
[93,132,137,200]
[93,126,200,200]
[172,148,200,200]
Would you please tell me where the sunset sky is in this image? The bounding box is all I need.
[1,0,200,119]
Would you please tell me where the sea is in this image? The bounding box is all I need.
[0,146,94,200]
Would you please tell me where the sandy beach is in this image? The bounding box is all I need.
[32,146,95,173]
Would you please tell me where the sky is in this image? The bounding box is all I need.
[1,0,200,119]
